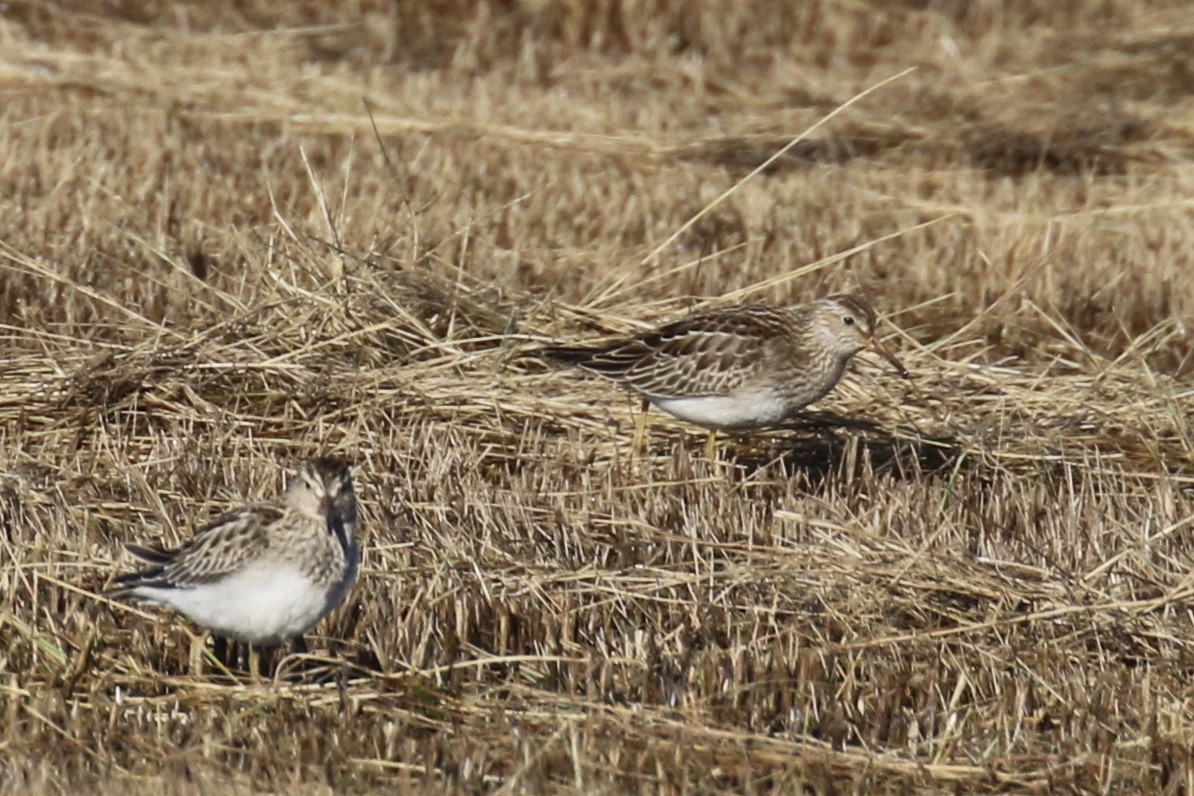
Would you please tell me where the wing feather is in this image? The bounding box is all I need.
[107,504,282,593]
[548,305,791,399]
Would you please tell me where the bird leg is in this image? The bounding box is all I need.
[213,635,235,670]
[232,642,268,684]
[189,633,206,677]
[236,642,252,676]
[703,430,719,461]
[248,645,279,685]
[631,399,651,456]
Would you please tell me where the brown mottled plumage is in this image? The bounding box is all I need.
[105,458,360,646]
[541,294,907,441]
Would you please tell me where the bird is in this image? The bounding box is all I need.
[539,293,909,457]
[105,457,360,672]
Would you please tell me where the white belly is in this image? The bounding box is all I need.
[652,389,790,430]
[131,562,338,646]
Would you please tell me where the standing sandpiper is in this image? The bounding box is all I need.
[105,457,360,671]
[540,293,909,456]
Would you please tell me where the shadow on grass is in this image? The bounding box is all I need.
[727,410,963,481]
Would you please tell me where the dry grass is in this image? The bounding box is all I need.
[3,0,1194,792]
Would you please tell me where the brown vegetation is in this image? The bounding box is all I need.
[3,0,1194,792]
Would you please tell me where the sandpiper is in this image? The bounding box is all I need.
[105,458,360,665]
[540,293,908,456]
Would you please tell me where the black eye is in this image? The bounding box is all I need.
[842,315,855,326]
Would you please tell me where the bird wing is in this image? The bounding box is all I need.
[571,305,790,399]
[111,504,283,591]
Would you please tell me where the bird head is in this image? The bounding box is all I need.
[285,457,357,523]
[813,294,908,377]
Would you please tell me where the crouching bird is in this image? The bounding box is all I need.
[105,457,360,677]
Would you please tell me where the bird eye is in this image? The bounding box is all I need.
[842,315,856,326]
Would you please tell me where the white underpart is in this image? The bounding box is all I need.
[652,388,790,430]
[130,562,337,646]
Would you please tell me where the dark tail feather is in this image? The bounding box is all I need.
[102,543,175,597]
[538,345,603,366]
[124,543,173,565]
[103,567,175,598]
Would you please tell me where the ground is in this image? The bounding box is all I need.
[2,1,1194,793]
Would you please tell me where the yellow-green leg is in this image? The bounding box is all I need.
[632,399,650,456]
[703,430,719,461]
[189,632,206,676]
[248,646,263,685]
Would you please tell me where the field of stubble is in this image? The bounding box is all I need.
[3,1,1194,793]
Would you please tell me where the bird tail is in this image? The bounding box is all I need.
[123,543,173,565]
[537,344,604,366]
[103,568,173,598]
[102,543,174,597]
